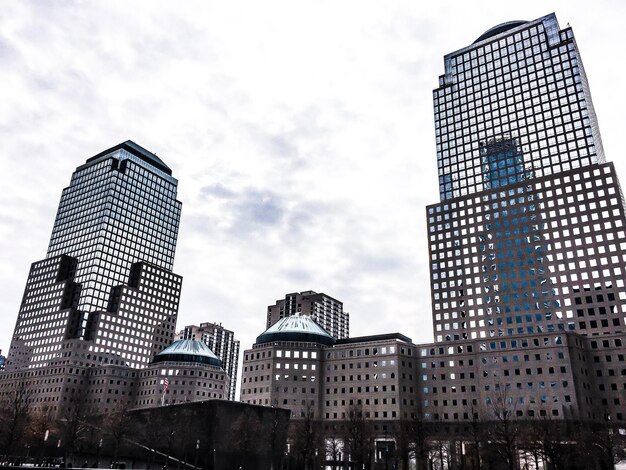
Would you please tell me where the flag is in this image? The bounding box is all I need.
[163,377,169,393]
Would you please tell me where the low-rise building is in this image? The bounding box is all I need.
[241,315,418,422]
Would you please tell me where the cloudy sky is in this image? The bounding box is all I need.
[1,1,625,389]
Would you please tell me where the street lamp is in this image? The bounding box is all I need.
[383,428,389,470]
[96,438,102,468]
[42,429,49,462]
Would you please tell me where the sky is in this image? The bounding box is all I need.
[1,1,625,394]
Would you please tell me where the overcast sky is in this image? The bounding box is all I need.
[1,1,625,391]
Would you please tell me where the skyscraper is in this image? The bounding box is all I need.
[2,141,183,415]
[421,13,626,424]
[242,314,416,423]
[427,13,624,343]
[266,291,349,339]
[177,321,240,401]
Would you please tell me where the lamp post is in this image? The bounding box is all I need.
[42,429,49,463]
[96,438,102,468]
[383,428,389,470]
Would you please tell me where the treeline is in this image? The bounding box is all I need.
[0,390,625,470]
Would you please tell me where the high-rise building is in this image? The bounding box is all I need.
[2,141,184,416]
[427,13,624,343]
[266,291,349,339]
[421,13,626,424]
[177,322,240,400]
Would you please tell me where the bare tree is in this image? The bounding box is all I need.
[522,415,572,470]
[268,405,288,470]
[58,394,91,464]
[465,404,485,470]
[485,388,520,470]
[579,420,626,470]
[102,403,133,464]
[343,403,373,470]
[431,438,450,470]
[324,425,343,470]
[23,407,55,460]
[0,384,30,455]
[392,420,411,470]
[407,407,431,470]
[229,406,263,470]
[290,404,322,470]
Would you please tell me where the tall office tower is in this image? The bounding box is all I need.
[418,12,626,427]
[177,322,240,400]
[427,13,626,344]
[4,141,183,376]
[266,291,349,339]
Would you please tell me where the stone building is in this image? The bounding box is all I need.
[241,315,418,423]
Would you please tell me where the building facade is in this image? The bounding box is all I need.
[267,291,349,340]
[422,13,626,425]
[134,339,229,409]
[0,141,187,417]
[177,322,240,400]
[58,338,229,416]
[243,13,626,437]
[241,315,418,422]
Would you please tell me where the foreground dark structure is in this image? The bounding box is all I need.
[128,401,290,470]
[0,400,290,470]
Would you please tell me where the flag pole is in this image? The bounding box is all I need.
[161,377,169,406]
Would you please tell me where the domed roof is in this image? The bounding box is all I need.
[256,314,335,346]
[473,21,527,44]
[153,339,222,367]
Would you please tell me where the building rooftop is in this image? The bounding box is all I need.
[335,332,412,345]
[473,20,528,44]
[256,314,335,346]
[87,140,173,175]
[153,339,222,367]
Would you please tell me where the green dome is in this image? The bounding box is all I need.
[256,314,335,346]
[153,339,222,367]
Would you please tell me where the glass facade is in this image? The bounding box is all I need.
[434,13,604,201]
[6,141,183,370]
[418,15,626,425]
[428,14,626,343]
[47,144,181,338]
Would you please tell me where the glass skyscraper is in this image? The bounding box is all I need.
[5,141,183,372]
[427,13,626,344]
[419,13,626,425]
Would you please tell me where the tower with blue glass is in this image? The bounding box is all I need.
[426,13,626,344]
